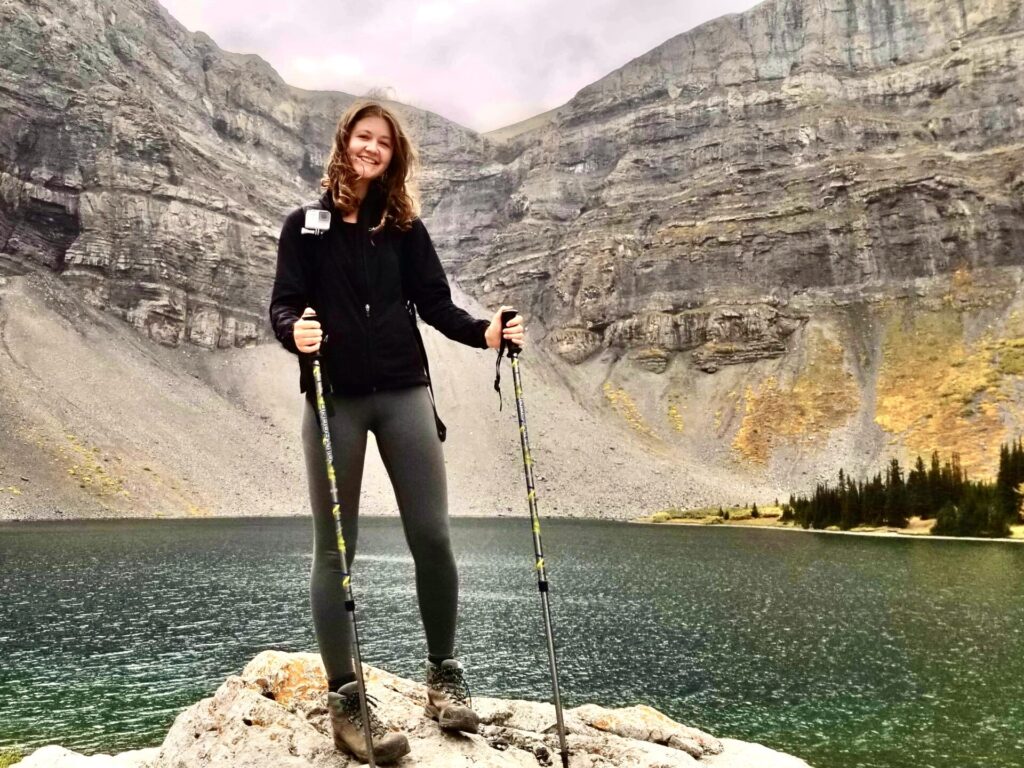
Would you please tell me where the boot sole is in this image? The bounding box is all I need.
[333,732,411,764]
[424,703,480,734]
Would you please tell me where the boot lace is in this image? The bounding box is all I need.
[330,688,390,739]
[429,664,473,708]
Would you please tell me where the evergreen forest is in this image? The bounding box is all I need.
[781,441,1024,538]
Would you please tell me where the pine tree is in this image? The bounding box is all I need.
[884,457,908,528]
[786,443,1019,539]
[1010,439,1024,523]
[864,472,885,526]
[781,496,795,523]
[907,454,930,518]
[950,453,965,498]
[996,443,1015,523]
[928,450,942,515]
[933,502,959,536]
[839,484,856,530]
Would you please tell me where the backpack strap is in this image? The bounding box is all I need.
[404,300,448,442]
[297,198,334,413]
[396,233,447,443]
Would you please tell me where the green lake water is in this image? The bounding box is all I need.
[1,517,1022,768]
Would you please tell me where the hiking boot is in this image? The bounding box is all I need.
[424,659,480,733]
[327,681,410,764]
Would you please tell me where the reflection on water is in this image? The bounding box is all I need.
[1,517,1022,768]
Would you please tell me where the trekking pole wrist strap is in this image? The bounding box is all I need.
[493,309,520,410]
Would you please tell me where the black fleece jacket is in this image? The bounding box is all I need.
[269,183,490,396]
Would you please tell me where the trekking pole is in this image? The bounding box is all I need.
[501,309,570,768]
[306,312,378,768]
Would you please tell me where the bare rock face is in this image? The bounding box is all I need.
[547,327,603,364]
[0,0,495,350]
[601,304,803,370]
[13,651,813,768]
[11,0,1020,362]
[442,0,1024,482]
[456,0,1024,367]
[3,0,1024,499]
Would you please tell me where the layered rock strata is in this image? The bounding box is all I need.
[3,0,1024,494]
[0,0,494,348]
[444,0,1024,481]
[456,0,1024,373]
[9,0,1020,364]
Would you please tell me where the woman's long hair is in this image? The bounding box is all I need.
[321,101,419,231]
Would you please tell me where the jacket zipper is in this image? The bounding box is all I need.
[362,230,375,392]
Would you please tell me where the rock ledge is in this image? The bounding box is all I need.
[15,650,812,767]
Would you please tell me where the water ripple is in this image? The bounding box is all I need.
[1,518,1022,768]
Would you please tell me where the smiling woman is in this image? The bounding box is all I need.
[346,117,393,182]
[320,104,416,230]
[267,101,525,764]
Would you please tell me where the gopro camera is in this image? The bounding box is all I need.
[302,209,331,234]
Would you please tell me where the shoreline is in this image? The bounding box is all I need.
[0,511,586,524]
[631,515,1024,543]
[2,512,1023,543]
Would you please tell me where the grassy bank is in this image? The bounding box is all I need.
[637,505,1024,540]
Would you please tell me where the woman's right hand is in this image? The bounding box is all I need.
[294,308,323,354]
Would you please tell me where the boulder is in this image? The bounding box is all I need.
[14,650,813,768]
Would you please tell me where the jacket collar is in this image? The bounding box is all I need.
[319,181,387,230]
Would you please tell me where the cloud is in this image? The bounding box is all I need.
[287,55,365,88]
[415,1,457,25]
[158,0,762,132]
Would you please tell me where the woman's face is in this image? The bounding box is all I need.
[347,115,394,183]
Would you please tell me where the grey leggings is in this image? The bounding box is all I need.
[302,385,457,686]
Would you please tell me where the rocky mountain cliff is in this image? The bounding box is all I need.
[2,0,1023,517]
[453,0,1024,484]
[0,0,492,348]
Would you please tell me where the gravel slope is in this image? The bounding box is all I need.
[0,267,773,522]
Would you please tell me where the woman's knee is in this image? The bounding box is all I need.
[407,529,455,568]
[313,546,356,574]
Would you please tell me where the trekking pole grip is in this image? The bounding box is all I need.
[301,310,331,360]
[501,308,521,356]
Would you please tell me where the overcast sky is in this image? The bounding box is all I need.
[159,0,762,132]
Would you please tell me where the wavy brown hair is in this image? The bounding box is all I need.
[321,101,419,231]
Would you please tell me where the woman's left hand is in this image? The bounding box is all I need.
[485,306,526,350]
